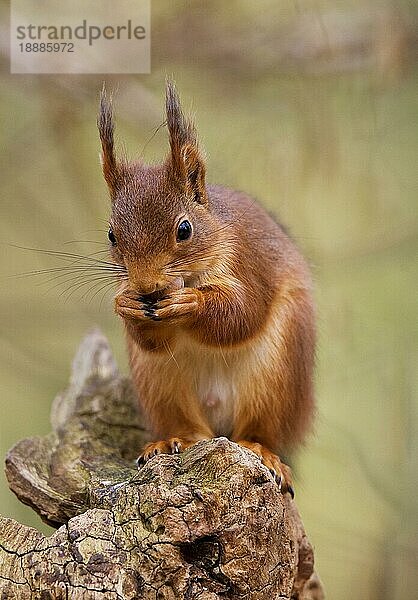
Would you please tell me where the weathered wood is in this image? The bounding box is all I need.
[0,330,324,599]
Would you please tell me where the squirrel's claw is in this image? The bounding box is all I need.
[172,440,181,453]
[269,468,282,491]
[137,438,196,467]
[115,289,199,324]
[236,440,294,498]
[136,455,145,468]
[114,291,151,322]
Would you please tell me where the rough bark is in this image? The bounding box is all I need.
[0,330,324,599]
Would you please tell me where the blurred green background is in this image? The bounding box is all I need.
[1,1,417,598]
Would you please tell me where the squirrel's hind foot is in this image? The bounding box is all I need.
[236,440,294,498]
[136,438,196,467]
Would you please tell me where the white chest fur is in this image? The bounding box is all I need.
[175,339,238,436]
[194,353,235,436]
[171,312,279,436]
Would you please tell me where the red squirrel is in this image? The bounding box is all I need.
[98,82,315,496]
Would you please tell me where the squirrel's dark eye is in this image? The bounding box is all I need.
[177,220,192,242]
[108,228,117,246]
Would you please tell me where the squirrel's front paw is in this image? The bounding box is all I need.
[152,287,203,324]
[114,289,159,322]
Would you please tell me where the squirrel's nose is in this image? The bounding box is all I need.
[132,282,157,295]
[128,278,169,296]
[126,263,163,295]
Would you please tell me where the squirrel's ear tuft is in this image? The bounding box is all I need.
[165,79,196,152]
[165,80,207,204]
[98,85,120,198]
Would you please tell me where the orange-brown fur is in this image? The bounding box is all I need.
[98,82,315,494]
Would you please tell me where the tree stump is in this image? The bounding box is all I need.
[0,330,324,599]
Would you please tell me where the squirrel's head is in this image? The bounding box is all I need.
[98,81,220,296]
